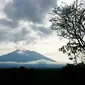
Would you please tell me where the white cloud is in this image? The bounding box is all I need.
[0,0,57,43]
[58,0,74,6]
[0,59,65,68]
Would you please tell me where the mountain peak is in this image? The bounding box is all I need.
[0,50,55,62]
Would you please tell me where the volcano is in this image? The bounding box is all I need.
[0,50,55,62]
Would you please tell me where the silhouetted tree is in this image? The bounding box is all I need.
[50,0,85,64]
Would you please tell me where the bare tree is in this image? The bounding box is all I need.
[50,0,85,64]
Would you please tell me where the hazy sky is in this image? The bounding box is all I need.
[0,0,82,63]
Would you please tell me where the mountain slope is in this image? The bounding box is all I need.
[0,50,55,62]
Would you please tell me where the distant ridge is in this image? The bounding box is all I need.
[0,50,55,62]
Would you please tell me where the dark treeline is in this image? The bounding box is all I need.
[0,64,85,85]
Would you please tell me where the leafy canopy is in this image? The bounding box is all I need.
[50,1,85,64]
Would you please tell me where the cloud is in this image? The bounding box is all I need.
[4,0,57,23]
[0,27,13,42]
[0,19,18,28]
[0,22,53,43]
[0,26,30,43]
[0,59,65,68]
[11,25,53,43]
[31,25,52,37]
[0,0,57,43]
